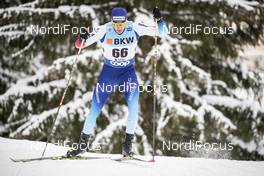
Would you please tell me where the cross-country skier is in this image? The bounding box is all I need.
[67,7,167,158]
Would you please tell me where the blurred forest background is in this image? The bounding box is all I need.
[0,0,264,160]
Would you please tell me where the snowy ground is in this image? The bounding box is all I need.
[0,137,263,176]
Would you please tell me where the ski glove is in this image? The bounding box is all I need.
[79,28,89,41]
[153,7,162,20]
[153,7,169,35]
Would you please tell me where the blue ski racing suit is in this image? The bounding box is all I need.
[75,20,167,135]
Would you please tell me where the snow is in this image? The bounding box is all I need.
[0,30,28,38]
[58,5,71,13]
[170,0,259,11]
[230,137,257,153]
[93,118,126,147]
[0,24,18,31]
[0,77,66,103]
[177,83,237,131]
[10,91,92,137]
[1,137,264,176]
[179,57,210,81]
[134,7,155,26]
[202,95,264,115]
[0,2,116,21]
[10,39,35,59]
[225,0,259,11]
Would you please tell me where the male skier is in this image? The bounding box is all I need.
[67,7,167,158]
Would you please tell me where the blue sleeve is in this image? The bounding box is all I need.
[157,20,169,35]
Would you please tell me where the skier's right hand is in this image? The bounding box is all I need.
[79,28,89,41]
[75,28,89,48]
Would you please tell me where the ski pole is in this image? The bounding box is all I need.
[41,39,85,158]
[151,17,158,162]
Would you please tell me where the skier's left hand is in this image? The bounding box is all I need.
[153,7,162,20]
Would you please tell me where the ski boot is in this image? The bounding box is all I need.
[66,132,90,158]
[122,133,134,159]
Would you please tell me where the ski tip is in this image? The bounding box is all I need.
[9,157,15,162]
[9,157,21,162]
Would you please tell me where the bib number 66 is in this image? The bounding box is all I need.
[112,48,128,58]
